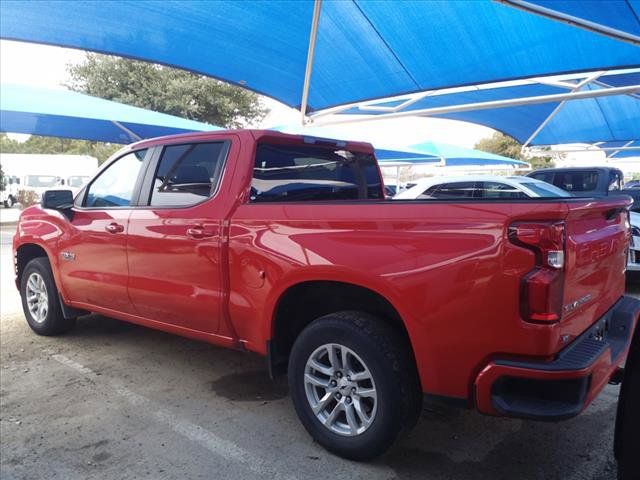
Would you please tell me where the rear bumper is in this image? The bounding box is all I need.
[474,296,640,421]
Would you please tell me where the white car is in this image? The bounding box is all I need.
[628,212,640,272]
[393,175,571,200]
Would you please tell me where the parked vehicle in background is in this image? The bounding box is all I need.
[615,317,640,480]
[64,175,92,196]
[0,153,99,202]
[527,167,640,211]
[393,175,570,200]
[12,130,639,460]
[1,174,20,207]
[627,212,640,274]
[623,180,640,189]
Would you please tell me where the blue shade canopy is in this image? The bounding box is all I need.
[408,142,529,168]
[1,0,639,114]
[336,70,640,146]
[599,140,640,158]
[0,84,219,143]
[514,0,640,39]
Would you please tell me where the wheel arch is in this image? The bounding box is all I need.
[268,280,419,385]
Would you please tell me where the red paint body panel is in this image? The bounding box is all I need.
[12,129,636,408]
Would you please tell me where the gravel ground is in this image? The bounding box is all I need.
[1,225,637,480]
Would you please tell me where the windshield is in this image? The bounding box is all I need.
[520,182,570,197]
[68,176,90,188]
[25,175,58,187]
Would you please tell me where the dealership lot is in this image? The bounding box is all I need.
[1,225,637,480]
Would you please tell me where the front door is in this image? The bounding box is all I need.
[126,141,229,333]
[57,149,148,314]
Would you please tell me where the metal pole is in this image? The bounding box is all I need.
[531,146,640,154]
[300,0,322,124]
[496,0,640,46]
[311,84,640,126]
[112,120,142,142]
[521,71,604,149]
[607,140,635,158]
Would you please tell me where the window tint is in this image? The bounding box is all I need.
[415,184,440,199]
[428,182,477,199]
[528,172,553,183]
[552,171,599,192]
[609,171,622,191]
[149,142,226,207]
[519,182,570,197]
[479,182,528,199]
[85,150,146,207]
[251,144,383,202]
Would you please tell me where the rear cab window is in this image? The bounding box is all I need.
[250,143,383,202]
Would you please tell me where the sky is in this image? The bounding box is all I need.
[0,39,495,149]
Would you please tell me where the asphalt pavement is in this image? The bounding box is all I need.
[1,222,637,480]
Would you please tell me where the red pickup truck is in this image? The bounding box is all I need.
[13,130,640,460]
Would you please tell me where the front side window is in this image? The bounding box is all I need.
[148,142,227,207]
[85,150,147,207]
[251,143,383,202]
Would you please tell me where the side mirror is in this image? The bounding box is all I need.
[41,190,74,218]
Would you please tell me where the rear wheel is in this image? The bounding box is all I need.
[20,257,76,335]
[288,311,421,460]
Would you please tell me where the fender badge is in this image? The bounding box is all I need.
[563,294,592,314]
[61,251,76,261]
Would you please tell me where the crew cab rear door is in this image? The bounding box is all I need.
[126,140,230,334]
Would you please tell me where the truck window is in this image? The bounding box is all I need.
[554,171,599,192]
[148,142,227,207]
[427,181,477,199]
[478,181,527,199]
[251,144,383,202]
[84,149,147,208]
[24,175,58,187]
[609,171,622,191]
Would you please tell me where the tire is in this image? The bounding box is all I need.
[20,257,76,336]
[288,311,421,460]
[615,324,640,480]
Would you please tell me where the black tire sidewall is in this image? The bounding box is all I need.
[20,258,65,335]
[288,314,407,460]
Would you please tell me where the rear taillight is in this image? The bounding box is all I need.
[509,221,565,323]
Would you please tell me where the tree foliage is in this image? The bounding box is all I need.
[474,132,556,170]
[67,54,268,128]
[0,133,120,165]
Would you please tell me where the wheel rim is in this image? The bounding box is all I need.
[304,343,377,436]
[25,272,48,324]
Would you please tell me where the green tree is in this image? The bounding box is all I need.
[67,54,268,128]
[0,133,120,165]
[474,132,556,170]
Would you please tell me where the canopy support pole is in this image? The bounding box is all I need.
[496,0,640,46]
[300,0,322,124]
[112,120,142,142]
[531,145,640,154]
[607,140,635,158]
[310,84,640,126]
[521,71,604,150]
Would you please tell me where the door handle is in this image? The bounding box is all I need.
[105,222,124,234]
[186,225,214,239]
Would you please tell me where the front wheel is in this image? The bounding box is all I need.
[20,257,76,335]
[288,311,421,460]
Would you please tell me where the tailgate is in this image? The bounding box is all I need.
[562,197,631,338]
